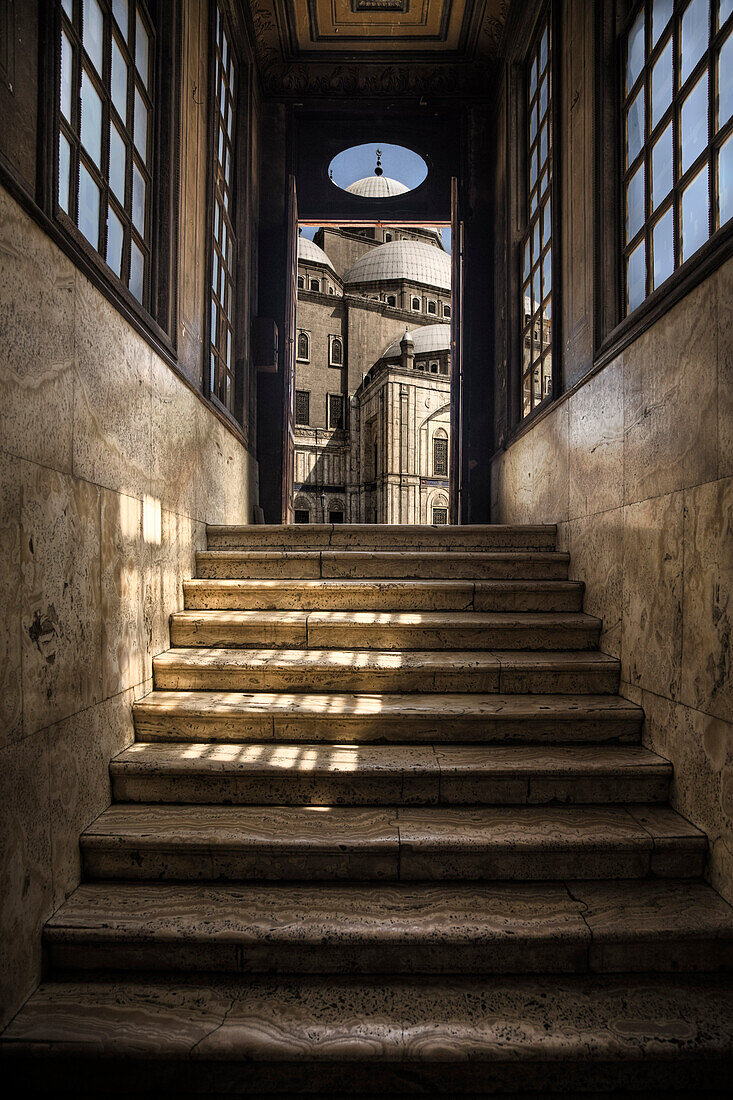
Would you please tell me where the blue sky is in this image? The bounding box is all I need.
[300,141,451,253]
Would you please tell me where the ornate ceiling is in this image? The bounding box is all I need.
[245,0,510,96]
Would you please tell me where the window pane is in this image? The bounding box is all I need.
[681,163,710,259]
[681,71,709,172]
[653,0,674,45]
[78,162,100,248]
[136,10,149,87]
[134,86,147,156]
[652,206,675,286]
[109,123,126,202]
[540,73,548,115]
[82,0,104,75]
[627,8,645,92]
[627,162,646,240]
[627,86,645,165]
[113,0,128,40]
[719,31,733,128]
[106,205,124,276]
[722,0,733,24]
[542,351,552,399]
[58,132,71,213]
[80,69,102,167]
[523,240,530,279]
[720,132,733,222]
[627,238,646,312]
[111,37,127,119]
[542,247,552,297]
[540,25,548,71]
[542,201,551,244]
[129,239,144,300]
[61,31,73,122]
[530,55,538,95]
[651,38,673,127]
[652,123,674,208]
[62,0,72,15]
[681,0,709,85]
[132,162,145,233]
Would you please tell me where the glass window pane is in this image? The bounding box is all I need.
[136,10,150,87]
[532,267,540,312]
[62,0,72,15]
[58,132,71,213]
[134,86,148,156]
[61,31,73,122]
[542,247,552,297]
[681,0,709,85]
[540,74,548,116]
[523,241,530,280]
[113,0,128,39]
[681,163,710,259]
[106,205,124,276]
[652,123,674,209]
[681,71,709,172]
[652,38,673,127]
[112,36,127,119]
[719,132,733,222]
[530,102,538,141]
[627,162,646,240]
[542,201,551,244]
[80,70,102,168]
[652,206,675,286]
[530,147,538,187]
[109,123,126,202]
[627,9,645,92]
[78,161,100,248]
[542,351,552,399]
[530,55,538,95]
[132,162,145,233]
[627,86,645,165]
[718,31,733,128]
[627,238,647,312]
[82,0,104,75]
[540,25,548,71]
[533,220,540,262]
[129,240,144,301]
[722,0,733,25]
[540,121,548,165]
[653,0,674,45]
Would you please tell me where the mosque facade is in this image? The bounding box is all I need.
[293,169,451,524]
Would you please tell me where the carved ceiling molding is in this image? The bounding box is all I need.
[246,0,509,97]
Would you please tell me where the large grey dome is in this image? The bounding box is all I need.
[345,175,410,198]
[382,324,451,360]
[345,240,451,291]
[297,235,336,272]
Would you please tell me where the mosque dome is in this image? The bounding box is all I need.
[297,235,336,272]
[344,239,451,291]
[382,323,451,360]
[345,175,410,198]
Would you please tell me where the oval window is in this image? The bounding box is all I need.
[329,143,428,199]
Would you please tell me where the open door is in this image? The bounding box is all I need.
[450,176,464,525]
[281,175,298,522]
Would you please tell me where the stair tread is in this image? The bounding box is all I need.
[155,647,616,669]
[171,610,600,625]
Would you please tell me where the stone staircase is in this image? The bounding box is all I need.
[3,524,732,1095]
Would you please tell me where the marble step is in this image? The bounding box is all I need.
[169,610,602,652]
[110,743,671,806]
[43,880,733,977]
[196,549,571,580]
[207,523,557,552]
[183,578,585,612]
[80,804,706,882]
[152,648,621,694]
[4,975,732,1095]
[133,691,643,744]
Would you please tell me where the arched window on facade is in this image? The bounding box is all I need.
[427,300,437,315]
[328,285,335,294]
[328,499,345,524]
[433,429,448,477]
[297,331,310,361]
[387,295,396,307]
[297,275,305,289]
[444,305,451,318]
[294,495,311,524]
[411,297,421,311]
[329,336,343,366]
[430,361,439,374]
[310,278,320,292]
[385,233,392,242]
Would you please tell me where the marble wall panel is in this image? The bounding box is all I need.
[0,731,51,1031]
[0,455,22,749]
[0,190,74,473]
[569,509,623,659]
[72,273,153,501]
[146,509,204,659]
[101,490,150,698]
[568,357,623,519]
[622,491,684,699]
[149,353,200,519]
[499,431,533,524]
[21,464,103,736]
[681,477,732,722]
[195,400,252,526]
[622,278,718,505]
[717,259,733,479]
[531,401,569,524]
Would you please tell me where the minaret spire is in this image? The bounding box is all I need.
[374,149,383,177]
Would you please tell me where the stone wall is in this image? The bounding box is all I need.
[0,185,257,1028]
[491,258,733,902]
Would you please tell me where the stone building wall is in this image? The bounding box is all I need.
[295,291,348,430]
[490,258,733,902]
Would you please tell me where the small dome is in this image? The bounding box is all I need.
[345,176,410,199]
[382,323,451,360]
[345,240,451,291]
[297,236,336,272]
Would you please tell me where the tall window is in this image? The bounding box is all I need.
[433,431,448,476]
[622,0,732,314]
[432,507,448,524]
[329,336,343,366]
[329,394,344,429]
[519,9,553,420]
[57,0,155,303]
[295,390,310,426]
[296,331,310,361]
[208,1,237,411]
